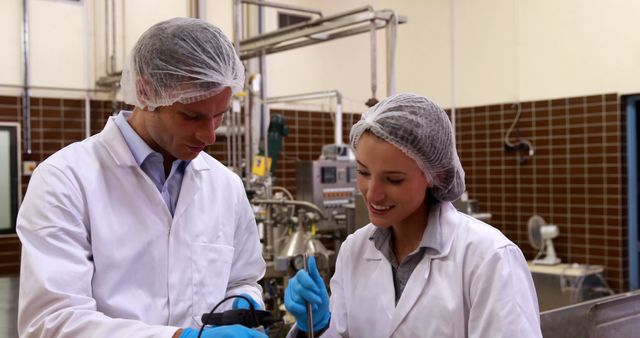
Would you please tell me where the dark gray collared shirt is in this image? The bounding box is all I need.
[370,227,426,304]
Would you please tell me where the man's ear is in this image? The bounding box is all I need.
[135,77,153,108]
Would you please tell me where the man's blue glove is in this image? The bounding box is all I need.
[232,293,263,310]
[284,256,330,332]
[180,325,267,338]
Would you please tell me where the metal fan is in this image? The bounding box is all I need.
[527,215,561,265]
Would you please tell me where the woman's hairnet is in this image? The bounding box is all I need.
[350,93,466,202]
[121,17,245,111]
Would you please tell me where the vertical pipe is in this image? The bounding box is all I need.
[259,2,269,179]
[369,20,377,102]
[334,92,342,145]
[226,104,232,166]
[232,0,242,172]
[385,13,397,96]
[449,0,457,134]
[104,0,110,75]
[110,0,117,74]
[244,91,252,177]
[626,98,638,290]
[198,0,206,19]
[232,97,239,172]
[83,0,91,138]
[262,55,269,178]
[22,0,31,155]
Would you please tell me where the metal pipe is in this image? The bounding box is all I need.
[370,20,377,103]
[232,0,251,177]
[385,11,398,96]
[264,90,342,104]
[83,0,91,138]
[0,84,111,93]
[22,0,31,154]
[239,11,406,60]
[241,6,372,44]
[121,0,126,66]
[241,0,322,17]
[104,0,110,76]
[252,199,326,219]
[225,103,233,167]
[244,92,252,179]
[450,0,457,134]
[110,0,117,75]
[259,2,267,177]
[241,22,395,60]
[232,99,239,172]
[272,186,294,200]
[198,0,206,19]
[262,81,270,179]
[335,99,343,145]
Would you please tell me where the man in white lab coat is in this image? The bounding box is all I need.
[17,18,266,338]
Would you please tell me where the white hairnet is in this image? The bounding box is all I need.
[350,93,466,202]
[121,17,244,111]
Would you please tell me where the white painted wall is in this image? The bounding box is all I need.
[0,0,639,110]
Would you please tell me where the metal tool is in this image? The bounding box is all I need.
[303,252,314,338]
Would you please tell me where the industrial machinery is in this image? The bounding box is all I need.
[451,192,492,222]
[295,144,357,228]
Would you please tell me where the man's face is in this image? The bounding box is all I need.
[138,87,232,162]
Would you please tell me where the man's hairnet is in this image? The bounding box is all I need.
[121,17,244,110]
[350,93,466,202]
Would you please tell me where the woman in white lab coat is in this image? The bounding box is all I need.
[17,18,266,338]
[284,93,542,338]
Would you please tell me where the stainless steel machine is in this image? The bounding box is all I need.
[295,159,357,231]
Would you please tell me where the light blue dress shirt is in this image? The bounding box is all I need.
[113,111,188,216]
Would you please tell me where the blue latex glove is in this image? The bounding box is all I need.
[180,325,267,338]
[284,256,330,332]
[232,292,263,310]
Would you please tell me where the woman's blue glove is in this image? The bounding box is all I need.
[232,293,263,310]
[284,256,330,332]
[180,325,267,338]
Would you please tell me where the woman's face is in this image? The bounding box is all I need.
[356,132,431,228]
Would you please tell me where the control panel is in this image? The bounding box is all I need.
[296,160,357,220]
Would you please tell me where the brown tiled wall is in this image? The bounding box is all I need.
[0,93,630,293]
[0,95,127,275]
[456,93,627,291]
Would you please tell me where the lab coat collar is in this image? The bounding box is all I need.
[420,202,456,258]
[99,117,138,167]
[363,202,456,260]
[100,116,211,173]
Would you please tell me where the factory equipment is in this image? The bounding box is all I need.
[540,288,635,338]
[452,192,492,222]
[274,209,334,275]
[295,156,357,231]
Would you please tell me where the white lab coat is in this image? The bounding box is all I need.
[17,117,265,338]
[321,202,541,338]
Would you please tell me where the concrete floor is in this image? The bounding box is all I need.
[0,276,18,338]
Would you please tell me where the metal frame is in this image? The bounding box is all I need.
[626,95,640,290]
[0,122,21,234]
[238,6,406,60]
[264,90,344,145]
